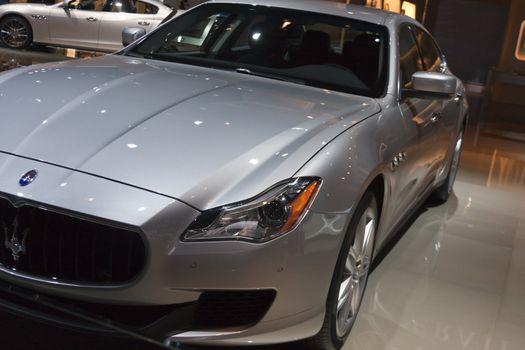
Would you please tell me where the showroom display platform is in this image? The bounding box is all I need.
[0,47,523,350]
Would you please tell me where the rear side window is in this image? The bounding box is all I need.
[134,0,158,14]
[412,26,443,72]
[399,25,423,88]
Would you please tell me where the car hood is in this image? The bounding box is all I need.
[0,55,379,210]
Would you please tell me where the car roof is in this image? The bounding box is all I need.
[207,0,405,25]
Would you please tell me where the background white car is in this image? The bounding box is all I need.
[0,0,175,51]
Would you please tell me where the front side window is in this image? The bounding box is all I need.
[399,25,423,88]
[126,4,389,97]
[67,0,98,11]
[412,26,443,72]
[102,0,156,14]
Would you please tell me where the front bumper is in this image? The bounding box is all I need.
[0,153,348,345]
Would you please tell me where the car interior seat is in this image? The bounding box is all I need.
[237,22,288,68]
[343,33,381,88]
[292,30,333,66]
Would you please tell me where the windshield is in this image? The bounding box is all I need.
[125,3,389,97]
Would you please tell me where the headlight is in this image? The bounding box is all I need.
[182,177,321,243]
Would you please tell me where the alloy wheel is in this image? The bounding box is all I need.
[335,203,377,337]
[1,17,30,49]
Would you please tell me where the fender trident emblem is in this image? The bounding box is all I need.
[2,217,29,262]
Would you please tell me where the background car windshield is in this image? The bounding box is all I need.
[128,4,388,97]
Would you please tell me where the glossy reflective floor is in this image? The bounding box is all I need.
[0,47,524,350]
[343,134,525,350]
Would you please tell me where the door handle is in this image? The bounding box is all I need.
[430,113,440,124]
[86,17,98,22]
[138,20,150,26]
[454,93,463,105]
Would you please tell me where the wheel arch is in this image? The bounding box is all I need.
[367,174,385,224]
[0,12,33,27]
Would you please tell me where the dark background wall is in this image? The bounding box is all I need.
[498,0,525,74]
[428,0,509,84]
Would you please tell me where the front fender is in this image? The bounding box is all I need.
[295,111,389,217]
[0,5,51,44]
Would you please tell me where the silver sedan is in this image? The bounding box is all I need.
[0,0,173,51]
[0,0,467,349]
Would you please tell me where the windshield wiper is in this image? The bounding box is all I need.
[124,51,182,64]
[123,51,155,59]
[235,68,305,85]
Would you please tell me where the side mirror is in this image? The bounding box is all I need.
[122,27,147,47]
[403,71,458,99]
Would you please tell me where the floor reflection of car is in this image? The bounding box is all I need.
[0,1,468,349]
[0,0,174,51]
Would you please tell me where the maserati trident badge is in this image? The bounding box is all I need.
[3,217,29,262]
[19,169,38,186]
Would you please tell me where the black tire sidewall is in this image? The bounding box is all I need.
[0,16,33,49]
[326,191,378,349]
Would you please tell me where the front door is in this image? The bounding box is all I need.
[386,24,443,229]
[411,26,459,182]
[48,1,102,50]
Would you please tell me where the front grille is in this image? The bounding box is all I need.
[194,290,276,328]
[0,197,145,284]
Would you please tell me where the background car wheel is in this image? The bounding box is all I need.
[0,16,33,49]
[431,127,465,204]
[305,191,378,350]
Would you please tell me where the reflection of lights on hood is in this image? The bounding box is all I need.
[252,32,262,40]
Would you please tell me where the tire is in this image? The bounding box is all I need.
[305,191,378,350]
[431,127,464,204]
[0,15,33,50]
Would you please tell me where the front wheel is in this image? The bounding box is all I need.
[305,191,378,350]
[0,16,33,49]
